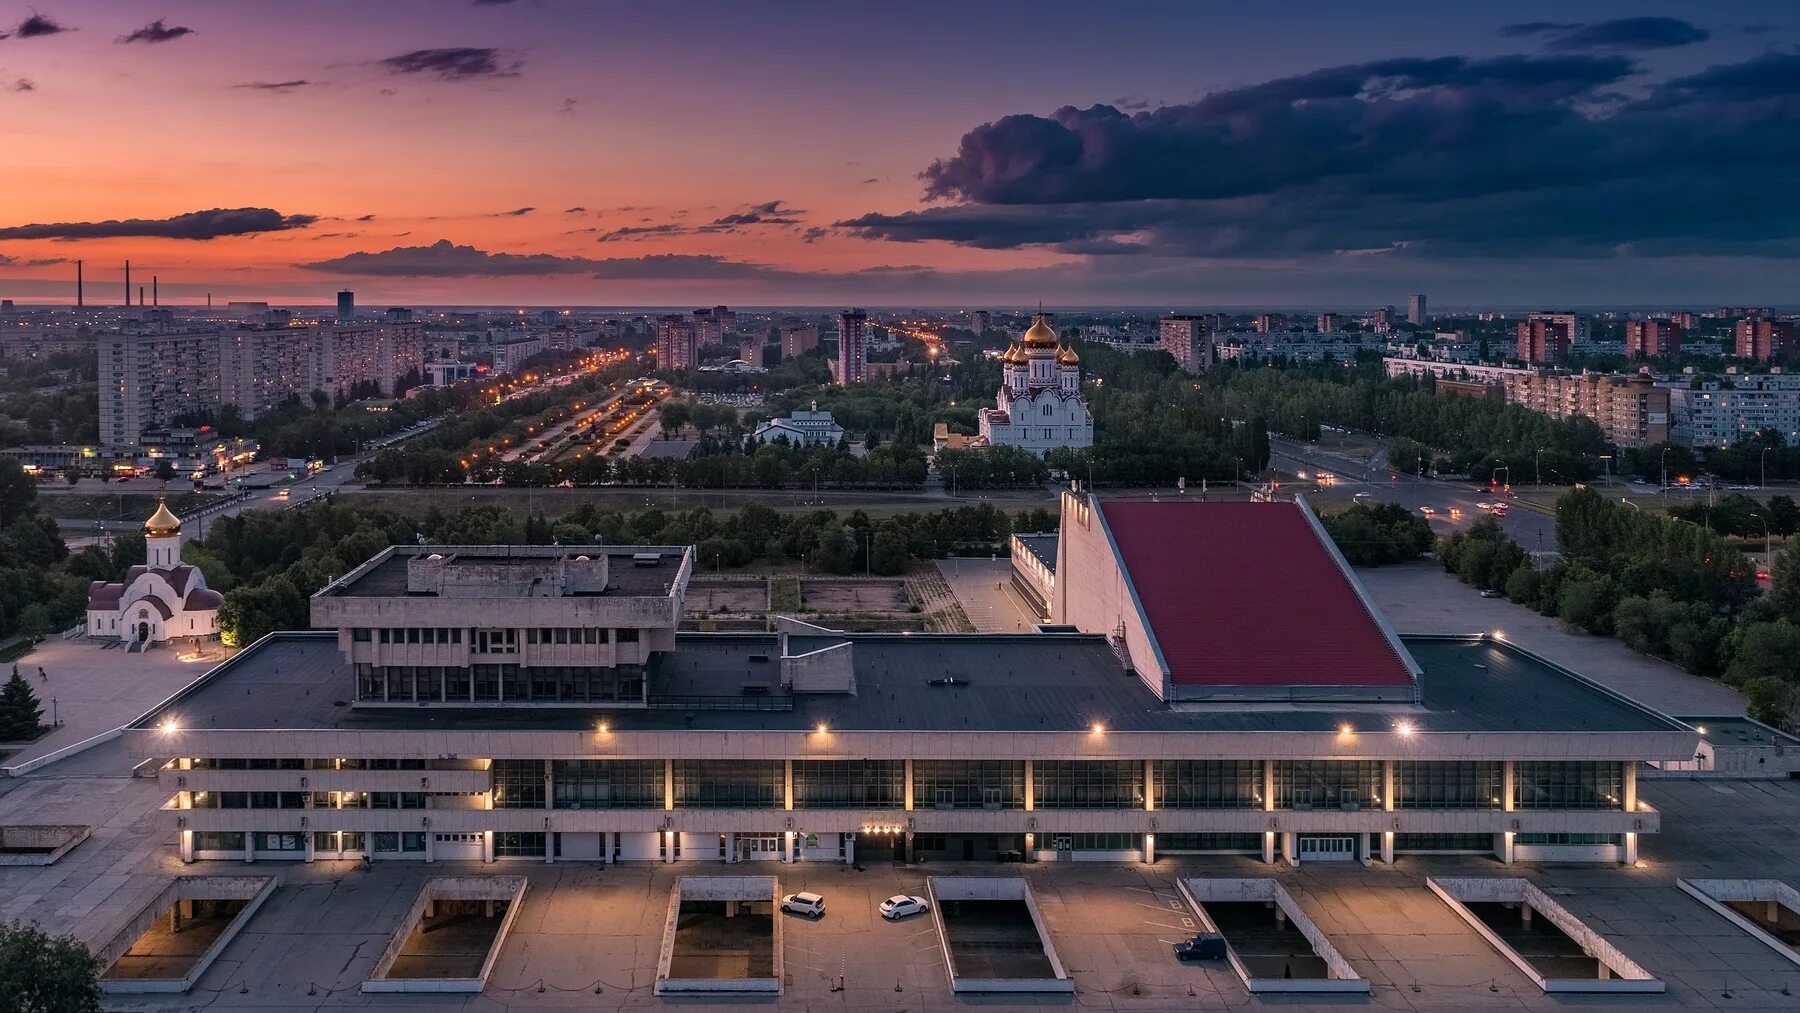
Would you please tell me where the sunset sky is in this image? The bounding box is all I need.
[2,1,1798,307]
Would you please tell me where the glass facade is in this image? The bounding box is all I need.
[1033,760,1144,808]
[1394,761,1503,809]
[792,760,904,808]
[1515,762,1624,810]
[1153,760,1261,809]
[494,831,546,857]
[1274,760,1383,810]
[1395,833,1494,851]
[912,760,1025,809]
[552,760,664,809]
[671,760,782,808]
[491,760,545,809]
[1156,832,1261,851]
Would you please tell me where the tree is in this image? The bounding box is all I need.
[15,604,49,644]
[0,920,103,1013]
[1742,675,1796,729]
[0,668,44,741]
[0,458,36,527]
[1724,621,1800,687]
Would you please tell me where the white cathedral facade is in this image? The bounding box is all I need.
[976,314,1094,454]
[86,500,222,647]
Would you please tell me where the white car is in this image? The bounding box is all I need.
[1419,506,1436,516]
[879,895,930,920]
[780,892,826,918]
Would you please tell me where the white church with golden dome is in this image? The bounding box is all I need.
[976,313,1093,454]
[85,500,222,648]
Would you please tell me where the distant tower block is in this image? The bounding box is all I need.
[338,289,355,323]
[125,260,131,307]
[77,259,84,308]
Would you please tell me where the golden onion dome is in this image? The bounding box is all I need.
[1022,314,1059,348]
[1002,344,1028,365]
[144,499,182,538]
[1056,345,1080,365]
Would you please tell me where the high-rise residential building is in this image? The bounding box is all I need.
[1371,306,1394,333]
[1671,311,1697,330]
[1735,318,1794,362]
[1383,358,1669,448]
[1667,372,1800,448]
[1625,320,1683,359]
[778,317,819,359]
[837,309,868,384]
[1254,313,1287,333]
[973,310,990,335]
[1316,313,1338,333]
[1159,314,1214,374]
[1407,294,1427,325]
[1528,311,1589,346]
[655,314,697,371]
[219,329,315,419]
[97,331,219,447]
[336,290,354,323]
[1516,318,1570,365]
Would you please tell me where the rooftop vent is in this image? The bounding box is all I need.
[927,676,968,687]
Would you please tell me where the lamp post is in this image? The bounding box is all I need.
[1660,446,1671,496]
[1534,448,1544,487]
[1752,513,1772,575]
[1762,446,1771,491]
[1600,454,1612,487]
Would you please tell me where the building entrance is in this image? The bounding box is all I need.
[1297,834,1358,861]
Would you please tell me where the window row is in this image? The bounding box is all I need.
[190,791,430,809]
[354,664,646,704]
[185,758,437,770]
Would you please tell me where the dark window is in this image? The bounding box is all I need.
[1034,760,1144,809]
[793,760,904,808]
[1153,760,1261,809]
[552,760,665,809]
[672,759,782,808]
[491,760,545,808]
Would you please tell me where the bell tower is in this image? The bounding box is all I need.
[144,499,184,569]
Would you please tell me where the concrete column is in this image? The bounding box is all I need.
[244,833,255,864]
[844,834,854,866]
[1382,760,1395,811]
[544,759,555,811]
[1622,832,1637,866]
[725,832,736,863]
[664,760,675,810]
[1023,759,1034,811]
[1599,964,1611,981]
[903,759,914,811]
[1502,761,1516,812]
[783,832,794,863]
[1143,833,1156,864]
[1282,831,1298,867]
[1262,831,1275,863]
[1381,830,1394,864]
[425,831,435,864]
[1263,759,1276,811]
[602,832,612,865]
[180,829,194,863]
[1622,762,1637,813]
[304,831,316,863]
[482,831,494,863]
[545,830,554,865]
[1144,759,1156,811]
[1499,831,1515,864]
[1520,904,1532,927]
[1358,833,1371,865]
[783,760,794,811]
[905,830,915,862]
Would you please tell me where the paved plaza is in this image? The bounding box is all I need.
[936,556,1042,632]
[0,638,227,773]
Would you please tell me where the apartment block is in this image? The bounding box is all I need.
[1735,318,1795,362]
[1626,320,1684,359]
[1159,314,1214,373]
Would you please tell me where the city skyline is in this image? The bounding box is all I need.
[2,1,1799,305]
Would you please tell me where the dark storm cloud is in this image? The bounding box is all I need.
[118,19,194,44]
[490,206,536,217]
[841,50,1800,260]
[1498,22,1582,38]
[595,224,687,242]
[234,79,314,91]
[11,14,70,38]
[379,47,518,81]
[1532,17,1710,51]
[0,207,317,241]
[301,239,594,276]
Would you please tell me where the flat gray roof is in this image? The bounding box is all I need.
[1014,533,1057,574]
[136,633,1685,736]
[320,547,683,598]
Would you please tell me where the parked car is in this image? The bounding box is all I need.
[1479,589,1502,598]
[780,892,826,918]
[1173,933,1228,961]
[879,895,929,920]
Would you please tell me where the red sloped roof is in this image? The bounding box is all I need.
[1098,500,1415,688]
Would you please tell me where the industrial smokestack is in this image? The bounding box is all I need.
[153,277,158,307]
[207,293,212,309]
[76,260,83,309]
[138,286,144,307]
[125,260,131,307]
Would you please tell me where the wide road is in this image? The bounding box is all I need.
[1269,435,1562,555]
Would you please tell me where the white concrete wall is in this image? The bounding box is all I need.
[363,876,528,993]
[1427,877,1662,992]
[1176,877,1367,993]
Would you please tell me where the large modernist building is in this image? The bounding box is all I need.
[130,493,1691,869]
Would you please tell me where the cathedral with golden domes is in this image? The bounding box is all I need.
[976,313,1094,454]
[85,499,222,648]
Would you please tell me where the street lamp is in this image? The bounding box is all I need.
[1762,446,1771,491]
[1751,513,1773,574]
[1660,447,1671,495]
[1534,448,1544,487]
